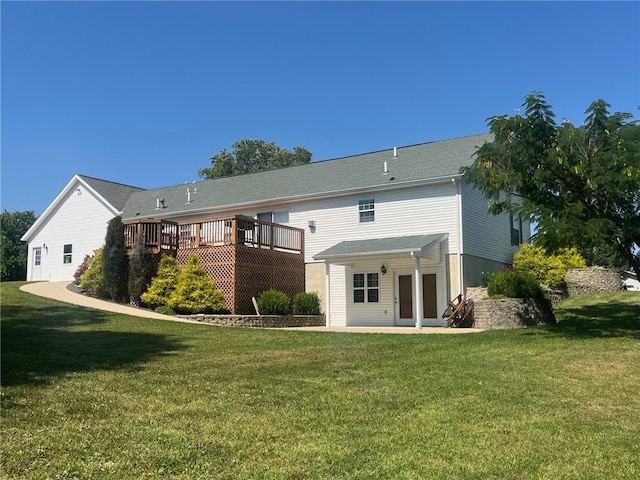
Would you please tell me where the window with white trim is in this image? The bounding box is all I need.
[353,273,379,303]
[34,248,41,266]
[63,244,72,264]
[359,199,375,223]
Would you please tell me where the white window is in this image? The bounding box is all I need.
[353,273,379,303]
[63,244,73,264]
[257,211,289,224]
[34,248,41,266]
[359,199,375,223]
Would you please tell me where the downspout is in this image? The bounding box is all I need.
[454,178,464,297]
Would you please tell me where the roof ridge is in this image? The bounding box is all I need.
[77,174,145,191]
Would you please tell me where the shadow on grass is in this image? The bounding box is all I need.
[528,294,640,339]
[1,304,185,387]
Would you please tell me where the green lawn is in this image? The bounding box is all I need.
[2,282,639,479]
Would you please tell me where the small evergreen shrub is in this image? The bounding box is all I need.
[487,270,545,299]
[79,248,107,298]
[257,289,291,315]
[513,244,587,289]
[155,305,176,316]
[167,254,227,314]
[292,292,321,315]
[140,255,180,309]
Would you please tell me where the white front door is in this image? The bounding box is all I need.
[31,247,42,281]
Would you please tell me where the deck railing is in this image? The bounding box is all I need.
[124,219,178,253]
[124,215,303,255]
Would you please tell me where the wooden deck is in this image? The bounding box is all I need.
[124,216,305,314]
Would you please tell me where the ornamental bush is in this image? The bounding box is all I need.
[166,254,227,314]
[513,244,587,289]
[257,289,291,315]
[487,270,545,299]
[140,255,180,309]
[79,248,107,298]
[292,292,321,315]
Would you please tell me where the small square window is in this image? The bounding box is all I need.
[358,199,375,223]
[353,272,379,303]
[63,244,72,264]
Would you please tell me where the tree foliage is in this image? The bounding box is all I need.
[198,139,312,179]
[462,92,640,277]
[102,216,129,302]
[0,210,36,281]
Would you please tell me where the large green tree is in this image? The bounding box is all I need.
[462,92,640,278]
[0,210,36,281]
[198,139,312,179]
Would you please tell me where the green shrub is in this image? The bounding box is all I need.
[513,244,587,289]
[487,270,545,298]
[103,216,129,302]
[257,289,291,315]
[140,255,180,309]
[74,254,92,285]
[79,248,107,298]
[155,305,176,316]
[167,254,227,314]
[292,292,321,315]
[127,233,154,306]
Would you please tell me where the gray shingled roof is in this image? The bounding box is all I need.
[121,133,491,220]
[79,175,145,211]
[313,234,448,260]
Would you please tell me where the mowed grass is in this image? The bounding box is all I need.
[1,282,639,479]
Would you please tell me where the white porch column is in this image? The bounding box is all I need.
[324,262,331,327]
[412,252,423,329]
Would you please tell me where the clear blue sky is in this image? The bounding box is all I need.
[2,1,639,215]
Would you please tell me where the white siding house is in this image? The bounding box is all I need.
[23,134,528,327]
[21,175,144,282]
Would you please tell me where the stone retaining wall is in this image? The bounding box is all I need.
[177,314,325,328]
[465,287,556,329]
[565,268,624,295]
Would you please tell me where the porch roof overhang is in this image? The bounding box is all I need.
[313,233,448,264]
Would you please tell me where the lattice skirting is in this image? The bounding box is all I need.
[176,245,305,314]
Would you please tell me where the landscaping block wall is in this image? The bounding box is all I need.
[565,268,624,295]
[465,287,556,329]
[176,314,325,328]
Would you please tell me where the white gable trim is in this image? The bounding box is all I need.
[21,175,122,243]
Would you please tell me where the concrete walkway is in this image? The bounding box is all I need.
[19,282,484,334]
